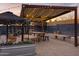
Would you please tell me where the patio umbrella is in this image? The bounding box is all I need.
[0,11,30,43]
[0,11,30,24]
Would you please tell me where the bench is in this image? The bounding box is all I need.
[70,36,79,44]
[54,34,70,41]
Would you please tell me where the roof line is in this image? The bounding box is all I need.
[22,4,77,10]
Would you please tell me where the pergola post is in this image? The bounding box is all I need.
[74,7,78,47]
[21,24,24,42]
[28,23,30,40]
[6,25,8,43]
[13,25,16,35]
[41,20,44,32]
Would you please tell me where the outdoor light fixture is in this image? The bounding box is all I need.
[26,14,29,17]
[46,20,50,23]
[51,18,56,22]
[56,18,62,21]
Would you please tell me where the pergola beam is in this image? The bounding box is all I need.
[22,4,76,10]
[44,10,72,21]
[6,25,8,43]
[21,24,24,42]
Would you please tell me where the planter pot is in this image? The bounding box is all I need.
[0,44,36,56]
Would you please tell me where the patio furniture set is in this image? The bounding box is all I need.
[23,32,49,43]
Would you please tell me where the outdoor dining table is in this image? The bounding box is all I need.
[31,32,45,41]
[32,32,49,41]
[32,32,45,35]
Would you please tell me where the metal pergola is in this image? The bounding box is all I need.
[20,4,78,47]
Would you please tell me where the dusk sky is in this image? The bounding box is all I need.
[0,3,22,16]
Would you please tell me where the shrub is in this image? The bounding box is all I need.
[17,42,23,45]
[23,40,33,44]
[0,42,13,46]
[0,40,33,46]
[6,42,13,45]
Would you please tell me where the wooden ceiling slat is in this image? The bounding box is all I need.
[40,9,50,17]
[33,8,42,17]
[32,8,39,17]
[25,8,33,16]
[21,4,76,22]
[28,8,36,16]
[36,8,45,17]
[43,9,54,17]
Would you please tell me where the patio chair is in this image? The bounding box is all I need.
[36,33,42,42]
[24,34,29,41]
[8,34,17,44]
[29,34,38,43]
[44,33,49,41]
[0,35,6,44]
[37,33,47,42]
[16,35,21,43]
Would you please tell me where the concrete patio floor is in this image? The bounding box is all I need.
[36,38,79,56]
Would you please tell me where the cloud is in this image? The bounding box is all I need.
[0,3,22,16]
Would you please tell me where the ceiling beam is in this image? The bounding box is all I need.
[22,4,76,10]
[44,10,72,21]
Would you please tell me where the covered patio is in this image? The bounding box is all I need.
[20,4,78,47]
